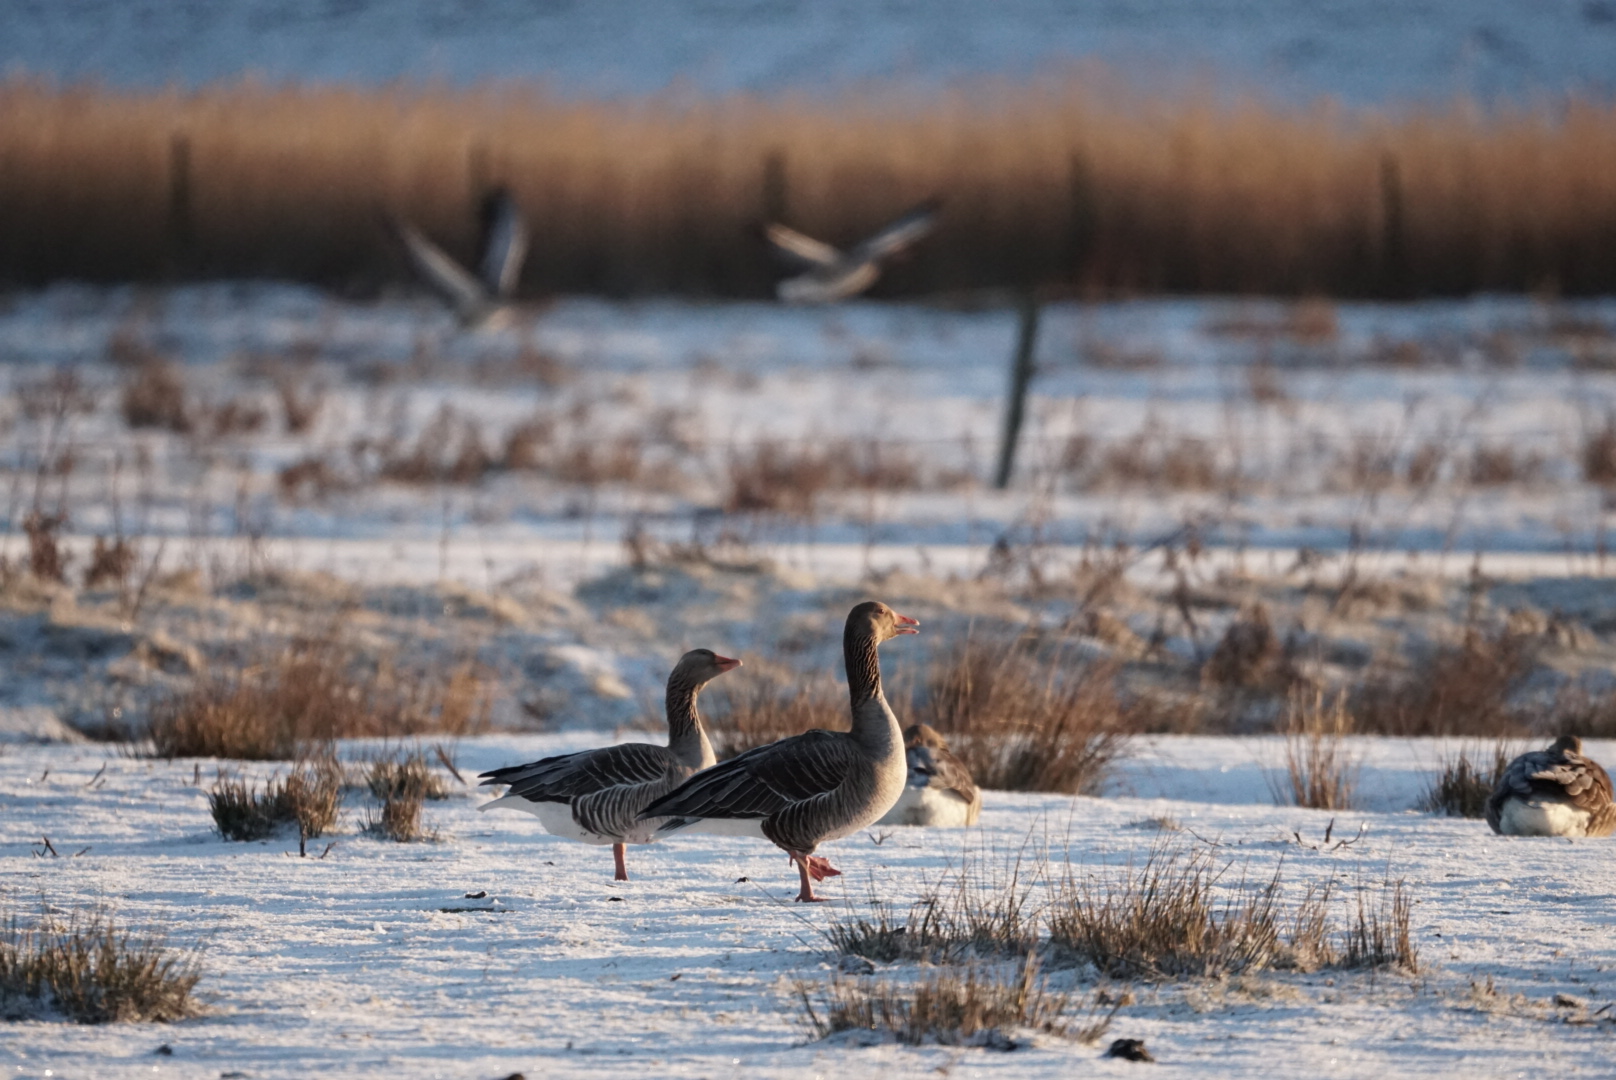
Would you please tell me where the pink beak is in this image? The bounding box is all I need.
[713,654,743,672]
[893,613,921,635]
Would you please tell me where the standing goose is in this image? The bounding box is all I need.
[641,601,920,901]
[761,199,940,304]
[477,649,740,880]
[388,187,529,329]
[876,723,982,827]
[1486,735,1615,838]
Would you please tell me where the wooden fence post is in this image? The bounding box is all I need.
[167,132,194,275]
[993,290,1042,490]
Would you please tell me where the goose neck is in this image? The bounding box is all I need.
[665,679,716,769]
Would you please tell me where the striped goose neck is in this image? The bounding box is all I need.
[665,674,715,768]
[844,621,884,712]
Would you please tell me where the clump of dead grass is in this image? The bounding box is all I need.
[364,788,429,842]
[1201,604,1299,692]
[119,354,190,433]
[827,853,1040,964]
[0,907,202,1023]
[911,634,1129,794]
[799,954,1108,1049]
[1353,625,1536,736]
[1047,844,1418,979]
[1269,689,1359,810]
[1419,743,1511,818]
[148,634,490,760]
[724,438,924,516]
[208,758,343,841]
[364,747,453,802]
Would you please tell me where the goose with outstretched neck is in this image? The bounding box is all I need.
[640,601,919,901]
[477,649,740,881]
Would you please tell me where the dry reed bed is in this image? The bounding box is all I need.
[4,80,1616,295]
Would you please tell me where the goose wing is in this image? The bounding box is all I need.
[480,743,675,804]
[392,216,489,319]
[478,190,529,298]
[642,729,856,824]
[850,198,940,264]
[1529,749,1614,811]
[762,223,843,269]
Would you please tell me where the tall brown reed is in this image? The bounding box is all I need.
[4,80,1615,296]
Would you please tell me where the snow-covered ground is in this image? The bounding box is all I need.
[2,735,1613,1079]
[1,0,1611,106]
[4,286,1616,563]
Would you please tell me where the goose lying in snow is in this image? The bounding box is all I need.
[641,601,920,901]
[876,723,982,827]
[478,649,740,880]
[761,199,939,303]
[388,187,529,329]
[1486,735,1614,838]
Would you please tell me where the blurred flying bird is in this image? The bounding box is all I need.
[760,198,940,303]
[388,188,529,328]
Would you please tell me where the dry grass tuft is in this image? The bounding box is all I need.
[911,634,1129,794]
[1270,689,1359,810]
[119,355,190,433]
[0,907,202,1023]
[799,955,1107,1049]
[22,510,70,583]
[82,535,137,589]
[208,759,343,841]
[1353,626,1535,736]
[1581,415,1616,485]
[1202,605,1296,692]
[364,788,428,842]
[1340,879,1419,972]
[723,438,923,516]
[148,634,490,760]
[1046,845,1318,979]
[1420,743,1511,818]
[827,854,1040,964]
[364,748,453,802]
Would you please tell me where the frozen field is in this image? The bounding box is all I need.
[2,735,1614,1079]
[4,285,1616,565]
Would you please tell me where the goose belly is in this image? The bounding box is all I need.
[661,815,769,839]
[876,786,977,828]
[479,795,617,845]
[1496,797,1591,837]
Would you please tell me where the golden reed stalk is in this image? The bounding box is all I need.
[2,77,1614,296]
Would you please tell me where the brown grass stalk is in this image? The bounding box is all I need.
[1270,689,1359,810]
[5,81,1614,296]
[1419,743,1511,818]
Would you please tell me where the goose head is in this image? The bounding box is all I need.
[847,600,921,644]
[671,648,743,690]
[1550,734,1584,756]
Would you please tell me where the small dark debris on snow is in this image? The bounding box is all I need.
[669,973,682,981]
[1106,1038,1155,1062]
[734,876,749,883]
[465,890,488,899]
[494,1073,526,1080]
[155,1044,173,1056]
[1555,993,1588,1009]
[220,1073,248,1079]
[606,896,625,902]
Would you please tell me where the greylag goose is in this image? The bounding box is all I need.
[477,648,740,880]
[1486,735,1614,838]
[640,601,919,901]
[389,187,529,329]
[762,199,939,303]
[876,723,982,827]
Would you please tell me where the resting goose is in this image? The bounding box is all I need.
[761,199,939,303]
[1486,735,1615,838]
[641,601,919,901]
[876,724,982,827]
[477,649,740,880]
[389,187,529,329]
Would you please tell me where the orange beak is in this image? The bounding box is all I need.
[713,654,743,672]
[893,613,920,635]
